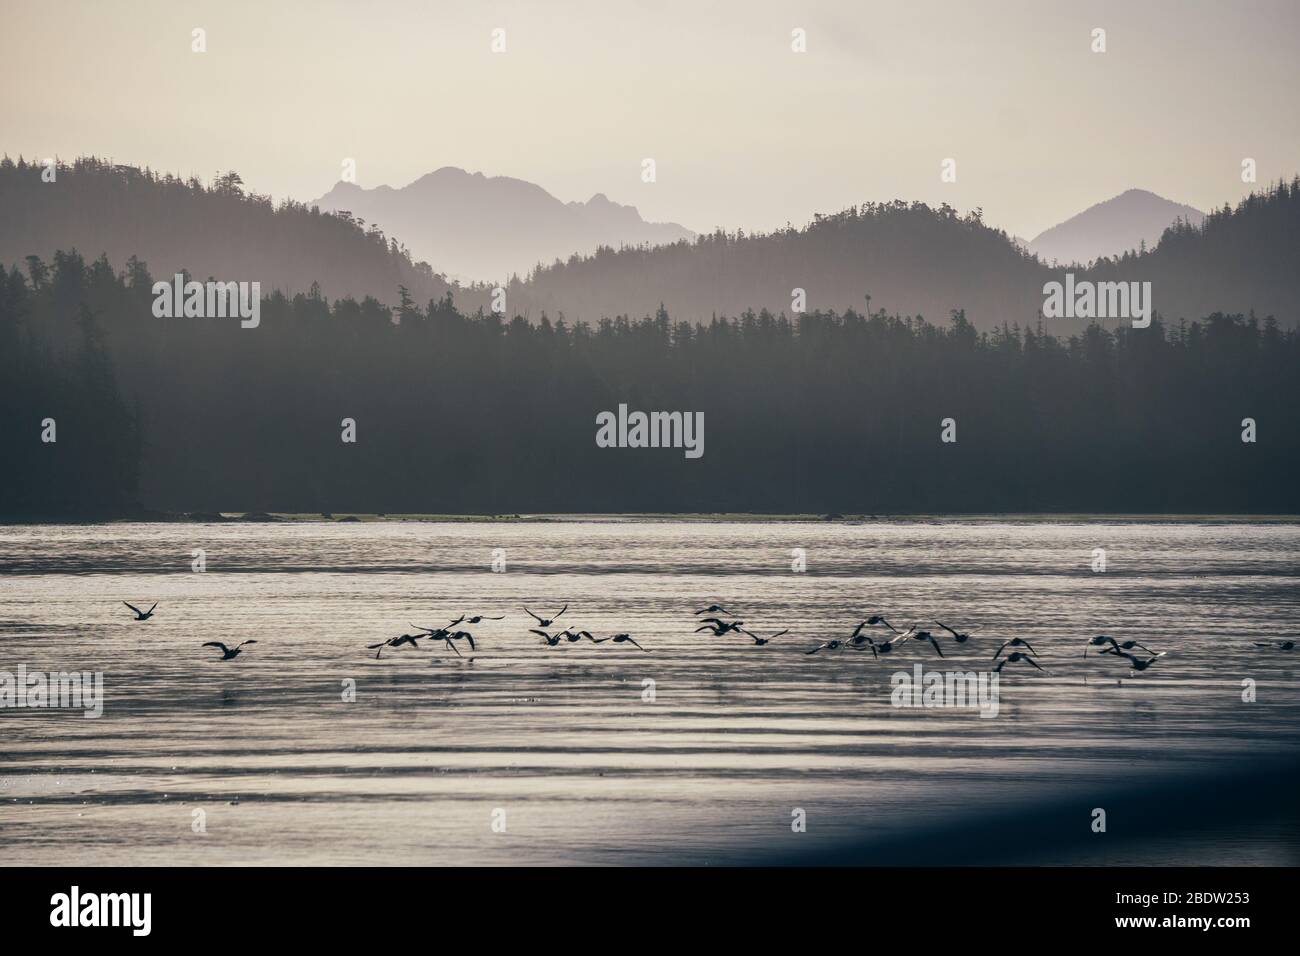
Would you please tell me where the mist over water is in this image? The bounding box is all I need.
[3,519,1298,864]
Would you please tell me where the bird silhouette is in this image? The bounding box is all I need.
[203,640,256,660]
[695,604,731,616]
[806,639,845,655]
[123,601,157,621]
[696,618,744,635]
[993,637,1038,660]
[1100,649,1166,671]
[367,633,424,658]
[524,605,567,628]
[739,628,787,646]
[993,651,1044,673]
[594,633,646,651]
[933,620,979,644]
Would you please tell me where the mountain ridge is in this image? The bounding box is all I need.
[1028,188,1205,266]
[312,166,694,282]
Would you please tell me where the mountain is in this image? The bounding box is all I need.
[1028,189,1205,266]
[311,168,694,283]
[0,156,455,307]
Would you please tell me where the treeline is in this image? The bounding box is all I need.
[0,156,458,308]
[505,201,1050,328]
[504,179,1300,329]
[1091,177,1300,327]
[3,250,1297,516]
[0,255,138,517]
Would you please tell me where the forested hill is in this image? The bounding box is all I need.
[1088,177,1300,327]
[0,156,463,307]
[505,182,1300,328]
[4,157,1297,332]
[505,202,1051,327]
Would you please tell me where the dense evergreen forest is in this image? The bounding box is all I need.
[505,178,1300,327]
[0,156,457,308]
[5,157,1298,331]
[3,248,1296,517]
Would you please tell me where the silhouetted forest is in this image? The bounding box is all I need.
[1090,178,1300,327]
[0,254,138,516]
[503,178,1300,328]
[3,249,1297,517]
[0,156,456,307]
[6,157,1298,332]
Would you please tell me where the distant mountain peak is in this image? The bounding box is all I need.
[1028,189,1205,266]
[313,170,693,281]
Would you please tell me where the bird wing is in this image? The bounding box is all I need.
[203,642,229,653]
[1024,655,1045,671]
[993,639,1013,659]
[769,630,789,639]
[239,640,258,648]
[529,629,551,639]
[147,603,158,613]
[555,604,568,619]
[1021,639,1038,655]
[930,637,945,657]
[464,634,476,650]
[124,602,142,614]
[933,621,958,637]
[806,645,824,654]
[524,608,542,623]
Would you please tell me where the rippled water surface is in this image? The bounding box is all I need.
[2,519,1299,864]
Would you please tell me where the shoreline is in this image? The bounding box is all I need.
[3,511,1300,525]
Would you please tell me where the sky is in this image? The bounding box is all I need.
[3,0,1298,240]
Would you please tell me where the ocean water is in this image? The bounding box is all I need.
[2,518,1298,865]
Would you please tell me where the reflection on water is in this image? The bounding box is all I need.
[2,519,1298,864]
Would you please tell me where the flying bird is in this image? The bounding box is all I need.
[594,633,646,651]
[1085,635,1154,658]
[993,651,1044,673]
[123,601,158,621]
[1100,649,1166,671]
[695,604,731,616]
[367,633,424,658]
[1253,640,1296,651]
[909,629,946,657]
[993,637,1038,660]
[525,605,567,628]
[696,618,744,636]
[532,629,563,647]
[806,639,845,655]
[203,640,256,660]
[933,621,979,644]
[739,628,788,646]
[462,615,504,624]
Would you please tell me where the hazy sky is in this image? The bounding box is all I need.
[4,0,1298,240]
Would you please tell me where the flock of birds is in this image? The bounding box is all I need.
[120,599,1296,671]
